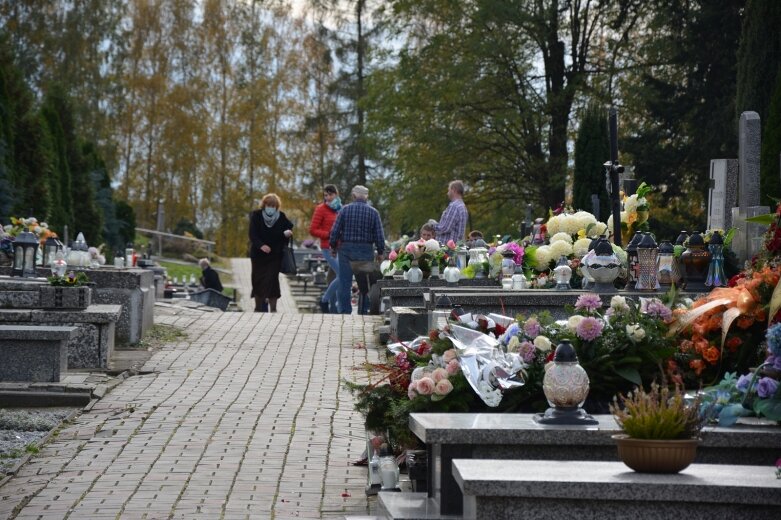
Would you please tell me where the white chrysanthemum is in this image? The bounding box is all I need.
[424,239,440,252]
[568,315,585,332]
[558,214,576,235]
[572,211,597,234]
[624,194,639,214]
[610,295,630,313]
[533,335,552,352]
[626,324,646,342]
[573,238,592,257]
[612,244,627,265]
[550,232,573,244]
[534,245,553,271]
[549,240,573,259]
[545,215,561,236]
[590,222,608,237]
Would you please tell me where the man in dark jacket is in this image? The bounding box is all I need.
[199,258,223,292]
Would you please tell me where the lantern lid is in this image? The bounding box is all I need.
[553,340,578,362]
[687,231,704,246]
[73,232,89,251]
[658,240,674,254]
[638,232,657,249]
[594,236,613,256]
[709,231,723,245]
[15,230,38,245]
[675,230,689,245]
[626,231,643,252]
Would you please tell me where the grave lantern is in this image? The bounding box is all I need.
[11,231,39,278]
[43,236,63,267]
[635,233,660,291]
[534,340,598,425]
[705,231,727,288]
[553,255,572,290]
[681,231,711,291]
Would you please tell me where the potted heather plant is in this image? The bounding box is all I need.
[610,382,705,473]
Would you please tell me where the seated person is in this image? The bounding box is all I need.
[467,230,485,247]
[419,223,436,241]
[199,258,223,292]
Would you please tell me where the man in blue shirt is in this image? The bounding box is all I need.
[329,185,385,314]
[430,180,468,244]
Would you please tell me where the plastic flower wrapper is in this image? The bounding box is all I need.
[442,324,526,407]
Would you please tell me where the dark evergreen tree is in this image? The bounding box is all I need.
[760,70,781,206]
[40,88,73,232]
[736,0,781,203]
[114,199,136,247]
[573,104,609,219]
[83,141,113,247]
[0,63,14,221]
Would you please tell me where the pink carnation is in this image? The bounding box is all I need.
[405,242,416,254]
[434,379,453,396]
[416,377,435,395]
[432,367,448,383]
[442,349,457,363]
[447,239,457,250]
[446,359,460,375]
[389,250,398,261]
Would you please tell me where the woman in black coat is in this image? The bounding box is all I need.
[248,193,294,312]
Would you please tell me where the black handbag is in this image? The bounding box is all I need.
[281,242,297,274]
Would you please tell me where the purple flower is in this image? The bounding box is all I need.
[575,293,602,312]
[736,374,753,393]
[756,377,779,399]
[519,341,536,363]
[576,317,604,341]
[523,318,540,338]
[641,298,672,321]
[773,355,781,371]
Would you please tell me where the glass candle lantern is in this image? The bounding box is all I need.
[501,250,516,278]
[681,231,711,291]
[11,231,39,278]
[535,339,598,425]
[52,250,68,277]
[43,236,63,268]
[553,255,572,290]
[583,236,621,292]
[443,257,461,284]
[455,245,469,270]
[379,455,399,490]
[624,231,643,289]
[705,231,727,287]
[656,241,681,287]
[468,247,488,278]
[407,260,423,283]
[635,233,660,291]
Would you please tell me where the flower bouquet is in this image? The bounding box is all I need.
[387,238,448,275]
[699,322,781,425]
[606,182,653,245]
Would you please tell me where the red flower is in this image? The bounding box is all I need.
[725,336,743,352]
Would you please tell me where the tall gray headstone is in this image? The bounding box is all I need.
[708,159,738,230]
[738,111,761,212]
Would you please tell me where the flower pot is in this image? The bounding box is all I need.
[612,434,699,473]
[39,285,91,310]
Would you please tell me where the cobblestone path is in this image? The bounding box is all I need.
[0,309,382,519]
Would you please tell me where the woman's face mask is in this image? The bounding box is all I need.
[327,197,342,210]
[264,207,278,217]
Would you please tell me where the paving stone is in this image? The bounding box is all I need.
[0,260,381,518]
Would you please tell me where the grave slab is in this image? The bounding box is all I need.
[454,459,781,520]
[0,325,77,382]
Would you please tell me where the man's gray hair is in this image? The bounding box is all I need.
[352,185,369,199]
[198,258,210,269]
[449,180,465,195]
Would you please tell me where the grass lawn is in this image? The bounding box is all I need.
[158,260,235,296]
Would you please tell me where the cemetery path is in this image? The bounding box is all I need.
[0,307,382,519]
[230,258,298,313]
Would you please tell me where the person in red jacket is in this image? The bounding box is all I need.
[309,184,342,313]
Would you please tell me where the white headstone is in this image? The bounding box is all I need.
[708,159,738,230]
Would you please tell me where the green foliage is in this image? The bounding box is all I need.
[173,218,204,239]
[611,383,704,440]
[573,103,610,218]
[114,200,136,248]
[761,72,781,205]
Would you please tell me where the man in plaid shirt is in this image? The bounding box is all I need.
[329,185,385,314]
[430,180,468,244]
